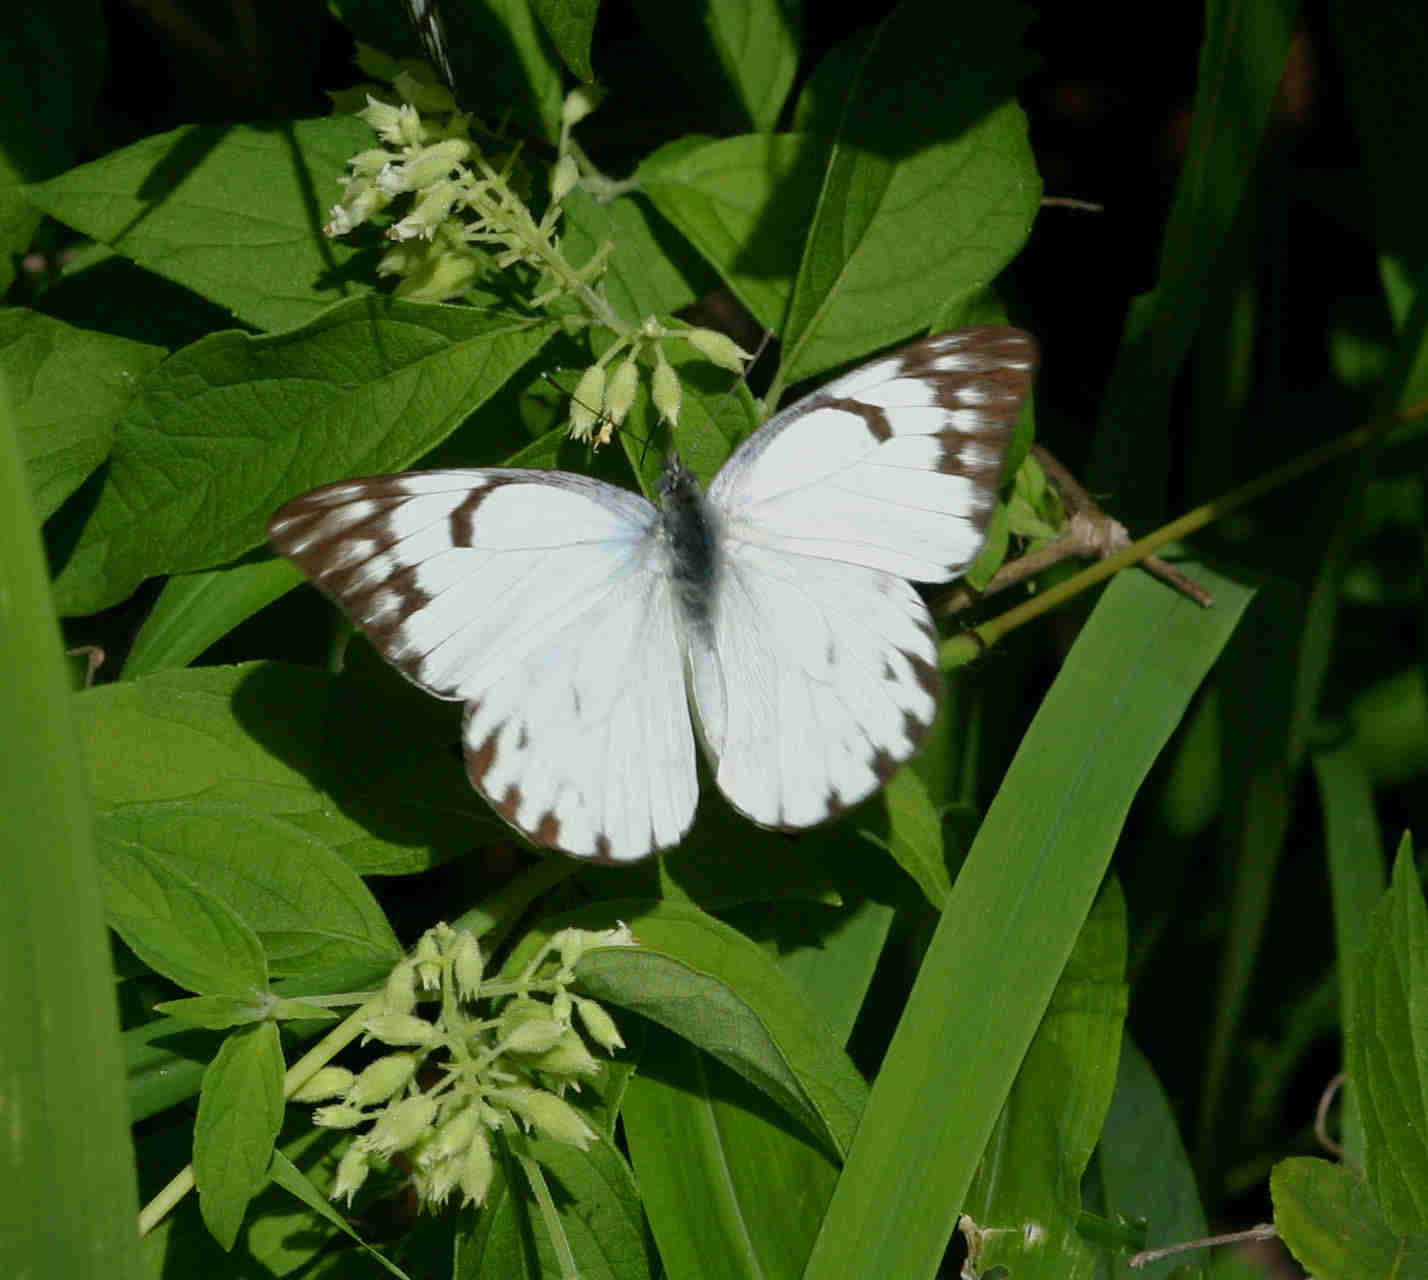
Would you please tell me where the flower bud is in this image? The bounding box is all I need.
[331,1141,371,1206]
[495,1086,596,1150]
[414,929,444,991]
[550,154,580,204]
[363,1094,438,1157]
[363,1013,437,1047]
[450,930,485,1000]
[460,1131,495,1207]
[684,327,750,373]
[651,349,681,426]
[562,85,606,127]
[383,959,418,1014]
[418,1105,482,1168]
[569,364,607,441]
[313,1103,368,1129]
[503,1016,567,1055]
[291,1066,356,1103]
[604,360,639,428]
[574,997,625,1053]
[347,1052,419,1106]
[531,1028,602,1079]
[358,95,424,147]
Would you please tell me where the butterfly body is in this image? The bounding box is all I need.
[270,328,1037,862]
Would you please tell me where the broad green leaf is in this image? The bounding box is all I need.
[1350,669,1428,785]
[194,1021,286,1250]
[1097,1038,1212,1280]
[25,118,378,332]
[2,308,164,519]
[506,899,868,1159]
[51,301,555,615]
[155,994,336,1030]
[962,880,1129,1280]
[98,840,269,996]
[77,661,484,903]
[531,0,598,82]
[0,332,143,1278]
[1272,1157,1428,1279]
[773,1,1039,392]
[122,559,303,680]
[1347,837,1428,1234]
[628,0,800,132]
[637,133,831,337]
[803,560,1254,1279]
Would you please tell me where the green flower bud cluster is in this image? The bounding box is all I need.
[303,921,633,1212]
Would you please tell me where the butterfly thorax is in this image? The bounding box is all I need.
[656,455,722,633]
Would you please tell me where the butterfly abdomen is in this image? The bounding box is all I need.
[656,457,721,633]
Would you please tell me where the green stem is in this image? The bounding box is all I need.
[943,396,1428,663]
[518,1152,581,1279]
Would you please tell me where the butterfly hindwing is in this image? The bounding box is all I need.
[269,470,699,861]
[708,327,1037,582]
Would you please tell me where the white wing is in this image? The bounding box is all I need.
[269,470,698,862]
[708,327,1037,581]
[692,327,1037,827]
[686,542,940,828]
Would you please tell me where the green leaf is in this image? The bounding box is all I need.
[0,303,143,1278]
[773,1,1039,391]
[1097,1038,1212,1280]
[1347,836,1428,1234]
[507,899,868,1159]
[77,665,462,979]
[2,308,164,520]
[50,301,555,615]
[628,0,800,132]
[194,1021,286,1251]
[531,0,598,82]
[25,118,379,332]
[99,840,269,996]
[624,1031,837,1280]
[1272,1157,1428,1279]
[802,560,1254,1279]
[455,1132,656,1277]
[121,559,303,679]
[962,879,1129,1280]
[637,133,831,336]
[859,766,949,909]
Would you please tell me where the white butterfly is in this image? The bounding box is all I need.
[269,327,1037,862]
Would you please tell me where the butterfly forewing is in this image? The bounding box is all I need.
[709,327,1037,581]
[269,470,698,861]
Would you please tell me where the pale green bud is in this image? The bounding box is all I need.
[393,248,480,302]
[562,85,606,127]
[503,1017,567,1055]
[348,149,391,180]
[422,1152,463,1207]
[331,1141,371,1206]
[550,154,580,204]
[388,179,464,241]
[358,95,424,147]
[383,959,418,1014]
[574,996,625,1053]
[460,1130,495,1207]
[652,349,681,426]
[450,930,484,1000]
[551,989,573,1025]
[291,1066,356,1103]
[347,1053,419,1106]
[362,1094,438,1157]
[313,1103,368,1129]
[496,1086,596,1150]
[414,929,444,991]
[418,1105,481,1168]
[604,360,639,428]
[684,328,750,373]
[531,1028,602,1080]
[380,139,472,196]
[569,364,607,441]
[363,1012,436,1046]
[325,183,388,237]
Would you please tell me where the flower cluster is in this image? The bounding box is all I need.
[294,921,634,1212]
[323,52,750,444]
